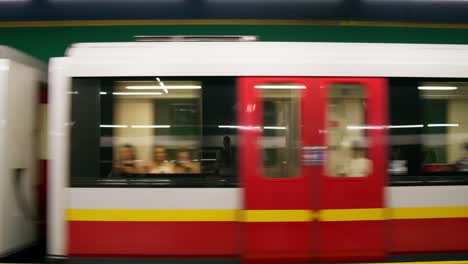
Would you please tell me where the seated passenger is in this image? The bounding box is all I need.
[220,136,233,167]
[150,146,174,174]
[217,136,234,175]
[344,140,372,177]
[174,149,201,174]
[113,144,144,175]
[455,143,468,172]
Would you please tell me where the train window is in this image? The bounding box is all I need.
[389,79,468,185]
[420,82,468,175]
[326,83,372,177]
[259,83,301,178]
[106,80,201,176]
[70,77,238,187]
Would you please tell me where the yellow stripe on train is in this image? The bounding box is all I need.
[391,206,468,220]
[66,206,468,222]
[319,208,385,221]
[67,209,238,222]
[242,210,314,222]
[320,207,468,221]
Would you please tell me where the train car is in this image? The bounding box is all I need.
[0,46,47,258]
[48,38,468,263]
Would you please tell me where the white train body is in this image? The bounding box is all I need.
[0,46,46,257]
[49,41,468,262]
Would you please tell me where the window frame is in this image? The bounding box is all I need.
[388,77,468,186]
[69,76,239,188]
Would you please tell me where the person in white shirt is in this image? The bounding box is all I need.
[149,146,174,174]
[345,139,372,177]
[112,144,145,176]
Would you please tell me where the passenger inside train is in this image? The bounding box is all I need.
[217,136,234,176]
[173,149,201,173]
[455,142,468,172]
[111,144,145,176]
[344,139,372,177]
[111,145,203,175]
[148,146,174,174]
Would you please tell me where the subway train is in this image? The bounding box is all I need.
[0,46,46,259]
[48,38,468,263]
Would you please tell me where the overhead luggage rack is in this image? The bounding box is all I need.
[134,35,258,42]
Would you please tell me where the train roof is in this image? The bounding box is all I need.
[66,41,468,57]
[0,45,46,71]
[60,42,468,78]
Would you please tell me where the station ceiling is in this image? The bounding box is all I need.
[2,0,468,24]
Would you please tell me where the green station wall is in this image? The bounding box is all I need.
[1,24,468,62]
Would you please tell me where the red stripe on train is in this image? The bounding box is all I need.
[318,220,386,262]
[390,218,468,253]
[69,218,468,257]
[68,221,238,256]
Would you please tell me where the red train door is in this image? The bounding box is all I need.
[314,78,387,262]
[239,77,387,263]
[238,77,316,263]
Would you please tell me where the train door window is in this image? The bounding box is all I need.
[419,82,468,174]
[70,77,238,187]
[258,83,302,178]
[326,83,372,177]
